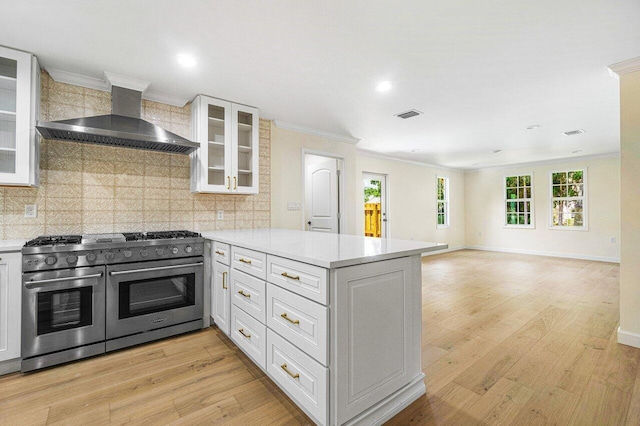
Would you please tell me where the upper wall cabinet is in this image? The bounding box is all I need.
[191,95,259,194]
[0,46,39,186]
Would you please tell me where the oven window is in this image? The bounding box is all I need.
[37,288,93,335]
[119,274,195,319]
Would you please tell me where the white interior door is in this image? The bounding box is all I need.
[305,157,339,233]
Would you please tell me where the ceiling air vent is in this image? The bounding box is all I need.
[563,129,585,136]
[395,109,423,119]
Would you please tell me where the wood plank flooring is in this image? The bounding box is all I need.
[0,249,636,425]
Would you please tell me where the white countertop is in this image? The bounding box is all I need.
[0,239,26,253]
[201,229,447,268]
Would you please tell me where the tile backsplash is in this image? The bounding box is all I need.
[0,72,270,239]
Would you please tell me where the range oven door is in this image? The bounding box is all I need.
[106,257,204,339]
[22,266,106,359]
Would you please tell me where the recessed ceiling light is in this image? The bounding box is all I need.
[471,163,479,166]
[411,149,420,153]
[572,150,583,154]
[493,149,502,154]
[563,129,585,136]
[376,81,392,92]
[526,124,541,130]
[177,54,197,68]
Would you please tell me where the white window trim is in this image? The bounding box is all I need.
[436,176,450,229]
[503,172,535,229]
[549,168,588,231]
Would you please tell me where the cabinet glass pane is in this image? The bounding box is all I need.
[0,57,17,174]
[207,104,226,186]
[236,110,253,187]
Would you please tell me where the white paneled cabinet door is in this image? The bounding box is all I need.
[0,46,39,186]
[190,95,259,194]
[0,252,22,362]
[212,261,231,335]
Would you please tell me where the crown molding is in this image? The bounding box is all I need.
[462,152,620,173]
[355,148,463,172]
[103,71,150,92]
[273,120,360,144]
[608,57,640,77]
[45,68,189,107]
[46,68,109,91]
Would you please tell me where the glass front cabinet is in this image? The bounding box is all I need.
[0,45,39,186]
[190,95,259,194]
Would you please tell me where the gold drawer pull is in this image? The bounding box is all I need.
[281,272,300,280]
[238,328,251,338]
[227,176,230,189]
[239,258,252,264]
[280,312,300,325]
[222,271,228,290]
[215,250,225,256]
[281,363,299,379]
[238,290,251,298]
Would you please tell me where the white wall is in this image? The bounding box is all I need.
[356,154,466,249]
[270,124,358,235]
[618,65,640,347]
[464,155,620,262]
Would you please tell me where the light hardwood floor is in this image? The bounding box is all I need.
[0,250,636,425]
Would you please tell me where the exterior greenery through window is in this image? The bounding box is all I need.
[505,175,533,226]
[551,170,585,228]
[437,177,449,227]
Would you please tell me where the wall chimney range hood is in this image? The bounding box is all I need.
[36,76,199,154]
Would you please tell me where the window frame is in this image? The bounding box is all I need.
[549,168,588,231]
[436,176,449,229]
[503,173,535,229]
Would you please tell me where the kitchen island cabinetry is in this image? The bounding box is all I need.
[190,95,259,194]
[0,250,22,374]
[204,229,445,426]
[0,45,39,186]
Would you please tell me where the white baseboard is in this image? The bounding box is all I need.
[421,245,465,257]
[464,245,620,264]
[618,327,640,349]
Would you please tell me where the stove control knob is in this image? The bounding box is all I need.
[123,250,132,258]
[66,254,78,264]
[170,246,179,254]
[86,253,97,262]
[156,248,164,256]
[140,248,148,257]
[45,256,57,266]
[185,245,193,254]
[105,251,115,260]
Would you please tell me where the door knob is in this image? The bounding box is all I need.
[307,221,312,225]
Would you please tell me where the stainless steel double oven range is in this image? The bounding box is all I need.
[21,231,205,372]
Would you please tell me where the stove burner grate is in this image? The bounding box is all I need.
[24,235,83,247]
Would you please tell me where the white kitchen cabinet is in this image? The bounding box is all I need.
[0,46,39,186]
[205,229,445,426]
[190,95,259,194]
[212,260,231,335]
[0,251,22,373]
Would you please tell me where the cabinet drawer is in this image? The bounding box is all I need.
[267,255,328,305]
[230,269,266,323]
[230,305,266,370]
[232,247,266,280]
[213,242,230,266]
[267,284,328,365]
[267,329,328,425]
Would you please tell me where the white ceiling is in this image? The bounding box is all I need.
[1,0,638,169]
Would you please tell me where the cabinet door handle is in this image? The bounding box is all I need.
[234,176,237,190]
[222,271,227,290]
[281,272,300,281]
[238,258,252,264]
[238,290,251,298]
[280,312,300,324]
[227,176,230,189]
[281,363,299,379]
[215,250,225,256]
[238,328,251,339]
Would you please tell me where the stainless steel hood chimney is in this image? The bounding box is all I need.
[36,86,199,154]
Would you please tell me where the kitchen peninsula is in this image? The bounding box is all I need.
[202,228,446,426]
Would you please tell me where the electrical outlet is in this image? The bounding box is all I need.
[287,201,301,211]
[217,210,224,220]
[610,237,616,243]
[24,204,37,218]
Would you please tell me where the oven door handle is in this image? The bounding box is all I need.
[109,262,204,276]
[25,273,104,289]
